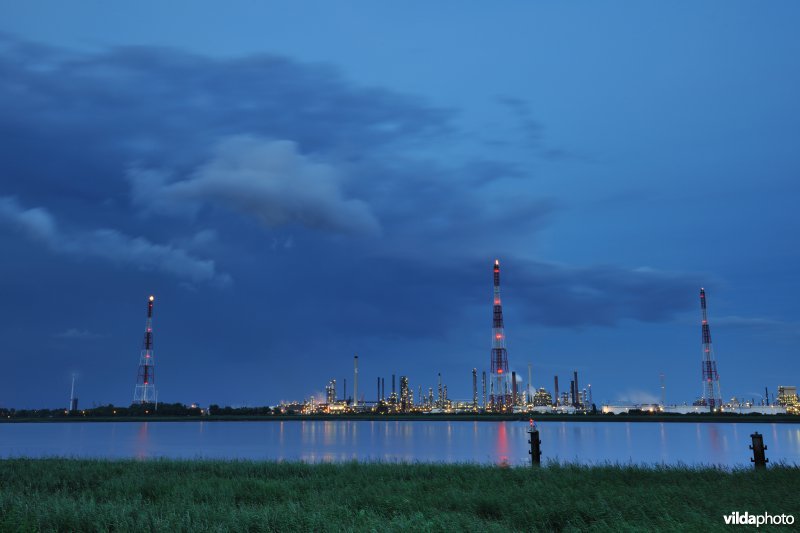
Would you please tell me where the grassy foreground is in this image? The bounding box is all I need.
[1,459,798,532]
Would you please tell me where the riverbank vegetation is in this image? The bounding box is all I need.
[0,459,797,531]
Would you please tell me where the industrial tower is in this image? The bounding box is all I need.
[699,288,722,411]
[68,373,78,412]
[133,295,158,405]
[490,259,511,411]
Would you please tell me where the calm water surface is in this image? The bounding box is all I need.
[2,421,799,467]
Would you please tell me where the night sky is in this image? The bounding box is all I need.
[2,2,798,409]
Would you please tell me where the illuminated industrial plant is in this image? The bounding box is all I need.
[268,263,795,418]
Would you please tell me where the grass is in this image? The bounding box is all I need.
[0,459,798,532]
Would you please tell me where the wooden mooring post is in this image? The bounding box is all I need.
[528,419,541,466]
[750,431,768,469]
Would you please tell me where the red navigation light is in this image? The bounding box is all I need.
[498,369,503,374]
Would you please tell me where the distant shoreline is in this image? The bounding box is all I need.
[2,413,798,424]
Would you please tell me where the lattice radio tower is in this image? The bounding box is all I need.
[490,259,511,411]
[699,288,722,411]
[133,295,158,406]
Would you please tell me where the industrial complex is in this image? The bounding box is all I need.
[274,260,799,417]
[54,259,798,418]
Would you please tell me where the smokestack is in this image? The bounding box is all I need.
[573,371,579,407]
[382,377,385,400]
[554,375,559,407]
[69,374,78,413]
[353,355,359,407]
[392,374,396,396]
[765,386,769,406]
[512,371,518,407]
[437,373,443,407]
[472,368,478,409]
[527,363,532,404]
[377,377,380,402]
[343,378,347,403]
[482,371,487,408]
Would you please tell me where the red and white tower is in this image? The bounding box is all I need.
[133,295,158,405]
[490,259,511,411]
[699,288,722,411]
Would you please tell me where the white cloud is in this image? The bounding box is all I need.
[0,196,230,285]
[129,136,381,236]
[0,196,57,242]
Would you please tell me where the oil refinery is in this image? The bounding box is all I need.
[279,260,798,417]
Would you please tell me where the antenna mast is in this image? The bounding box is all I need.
[699,288,722,411]
[133,295,158,407]
[489,259,511,411]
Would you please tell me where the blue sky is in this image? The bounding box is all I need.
[1,2,798,408]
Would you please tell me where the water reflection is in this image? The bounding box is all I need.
[1,420,798,466]
[708,425,722,454]
[135,422,149,459]
[495,422,509,465]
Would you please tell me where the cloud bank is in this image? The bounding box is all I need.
[129,137,380,236]
[0,196,229,285]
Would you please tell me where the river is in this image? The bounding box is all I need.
[2,420,799,467]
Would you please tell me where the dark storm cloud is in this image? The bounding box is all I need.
[713,316,800,338]
[0,33,712,407]
[0,33,448,239]
[511,262,699,327]
[275,253,699,341]
[0,34,696,327]
[0,196,229,284]
[0,33,451,174]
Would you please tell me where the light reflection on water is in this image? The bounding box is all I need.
[1,421,798,467]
